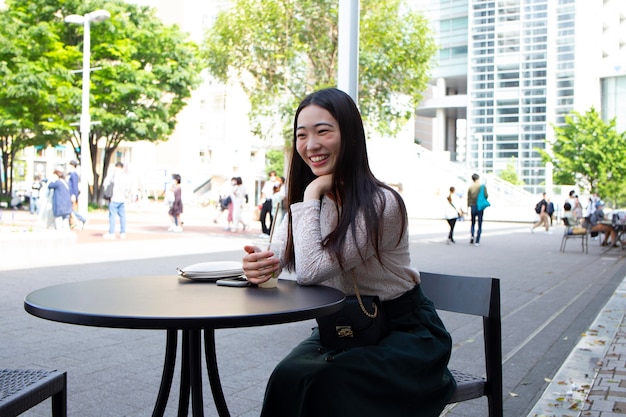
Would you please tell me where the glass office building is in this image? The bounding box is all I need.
[416,0,626,192]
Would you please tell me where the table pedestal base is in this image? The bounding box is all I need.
[152,329,230,417]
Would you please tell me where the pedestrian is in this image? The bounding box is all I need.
[230,176,248,232]
[67,160,87,229]
[444,186,462,244]
[167,174,183,232]
[259,171,278,236]
[531,192,551,234]
[38,177,55,229]
[102,162,131,239]
[270,176,285,231]
[547,199,555,225]
[213,180,232,226]
[46,168,73,230]
[467,173,488,246]
[29,174,42,215]
[241,88,456,417]
[565,190,583,221]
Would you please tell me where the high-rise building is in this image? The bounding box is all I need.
[415,0,626,193]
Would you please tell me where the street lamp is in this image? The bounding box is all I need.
[65,9,110,216]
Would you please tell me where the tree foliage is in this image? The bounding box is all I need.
[1,0,203,203]
[0,5,72,196]
[540,108,626,207]
[498,158,525,185]
[265,149,285,178]
[202,0,435,141]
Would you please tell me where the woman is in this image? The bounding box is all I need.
[46,169,73,230]
[230,176,248,232]
[444,186,462,244]
[167,174,183,232]
[270,175,285,230]
[242,88,456,417]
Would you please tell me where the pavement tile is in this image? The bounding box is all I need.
[2,204,626,417]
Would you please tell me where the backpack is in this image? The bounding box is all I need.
[220,195,231,210]
[103,181,114,200]
[534,200,543,214]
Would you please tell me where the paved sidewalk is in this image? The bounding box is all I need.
[527,274,626,416]
[1,203,625,416]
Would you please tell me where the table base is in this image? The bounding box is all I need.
[152,329,230,417]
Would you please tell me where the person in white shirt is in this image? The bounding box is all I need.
[102,162,131,239]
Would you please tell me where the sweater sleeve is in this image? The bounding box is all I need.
[290,190,408,286]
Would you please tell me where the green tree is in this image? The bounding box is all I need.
[540,108,626,207]
[202,0,435,141]
[498,158,524,185]
[265,149,285,178]
[3,0,203,204]
[0,5,72,198]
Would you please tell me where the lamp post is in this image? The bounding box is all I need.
[65,9,110,215]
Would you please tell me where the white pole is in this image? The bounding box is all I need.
[78,17,91,216]
[337,0,359,102]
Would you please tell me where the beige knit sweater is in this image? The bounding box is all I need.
[274,187,418,301]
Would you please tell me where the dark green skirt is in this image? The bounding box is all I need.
[260,285,456,417]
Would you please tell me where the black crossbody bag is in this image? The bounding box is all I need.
[316,272,389,350]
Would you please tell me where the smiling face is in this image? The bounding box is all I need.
[295,104,341,177]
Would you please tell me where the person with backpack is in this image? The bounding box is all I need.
[531,192,551,233]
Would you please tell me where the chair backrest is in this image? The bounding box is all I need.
[419,272,502,416]
[562,217,571,227]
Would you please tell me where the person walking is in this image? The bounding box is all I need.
[444,186,462,244]
[46,168,73,230]
[29,174,42,215]
[467,173,488,246]
[67,160,87,229]
[259,171,278,236]
[270,176,286,231]
[531,192,551,234]
[230,176,248,232]
[102,162,131,239]
[242,88,456,417]
[167,174,183,232]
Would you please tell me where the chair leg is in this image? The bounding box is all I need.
[51,382,67,417]
[487,392,504,417]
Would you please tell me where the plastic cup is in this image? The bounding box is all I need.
[256,240,282,289]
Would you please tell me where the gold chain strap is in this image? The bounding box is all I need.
[351,271,378,318]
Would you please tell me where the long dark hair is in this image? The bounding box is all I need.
[283,88,406,271]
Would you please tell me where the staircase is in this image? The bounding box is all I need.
[366,139,539,223]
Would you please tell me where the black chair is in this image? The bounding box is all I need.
[0,369,67,417]
[419,272,502,417]
[560,217,589,253]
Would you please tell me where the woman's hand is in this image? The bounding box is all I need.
[242,245,281,285]
[303,174,333,201]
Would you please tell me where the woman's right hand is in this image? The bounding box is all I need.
[303,174,333,201]
[242,245,281,285]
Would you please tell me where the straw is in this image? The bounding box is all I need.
[267,202,281,250]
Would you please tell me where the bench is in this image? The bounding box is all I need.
[0,369,67,417]
[420,272,502,417]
